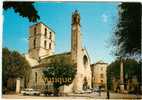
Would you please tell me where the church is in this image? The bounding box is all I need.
[25,10,92,93]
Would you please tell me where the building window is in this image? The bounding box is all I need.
[101,80,103,83]
[49,43,51,49]
[33,39,36,49]
[49,32,52,39]
[45,28,47,37]
[100,74,104,78]
[35,72,37,84]
[83,55,88,68]
[34,27,36,35]
[101,67,103,71]
[44,40,47,48]
[73,17,76,23]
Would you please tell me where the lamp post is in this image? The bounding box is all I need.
[16,77,20,94]
[120,57,124,93]
[106,68,110,99]
[125,73,128,91]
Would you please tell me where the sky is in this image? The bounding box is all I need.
[3,2,119,64]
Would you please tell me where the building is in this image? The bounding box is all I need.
[25,10,92,93]
[91,61,108,89]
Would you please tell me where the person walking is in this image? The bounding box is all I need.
[99,86,101,96]
[107,90,110,99]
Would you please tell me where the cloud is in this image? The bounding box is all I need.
[102,14,108,23]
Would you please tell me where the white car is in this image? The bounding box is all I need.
[21,88,40,96]
[83,89,92,93]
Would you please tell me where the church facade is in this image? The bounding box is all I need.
[25,10,92,93]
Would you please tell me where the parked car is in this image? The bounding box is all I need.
[41,88,54,96]
[84,89,92,93]
[21,88,40,96]
[41,84,55,96]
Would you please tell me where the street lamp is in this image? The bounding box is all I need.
[106,68,111,99]
[125,73,128,90]
[120,57,124,93]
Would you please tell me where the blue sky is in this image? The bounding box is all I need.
[3,2,119,64]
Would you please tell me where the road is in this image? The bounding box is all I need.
[2,94,91,99]
[68,92,142,99]
[2,92,142,99]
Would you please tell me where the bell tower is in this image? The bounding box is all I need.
[71,10,85,93]
[71,10,82,64]
[28,22,55,60]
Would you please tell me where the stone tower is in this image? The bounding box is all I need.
[71,10,84,93]
[71,10,82,64]
[28,22,55,60]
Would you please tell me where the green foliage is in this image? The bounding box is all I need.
[2,48,31,88]
[113,3,141,57]
[107,59,120,90]
[107,58,141,90]
[41,57,77,94]
[3,1,40,22]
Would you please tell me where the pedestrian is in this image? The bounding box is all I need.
[135,85,139,99]
[99,86,101,96]
[107,90,110,99]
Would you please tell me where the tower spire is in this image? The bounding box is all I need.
[72,10,80,26]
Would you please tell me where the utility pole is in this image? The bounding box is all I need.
[106,67,110,99]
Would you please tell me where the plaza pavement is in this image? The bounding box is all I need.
[2,92,142,99]
[68,92,142,99]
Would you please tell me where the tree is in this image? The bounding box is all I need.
[113,3,141,58]
[41,58,77,95]
[2,48,31,90]
[2,48,11,89]
[3,1,40,22]
[107,58,141,93]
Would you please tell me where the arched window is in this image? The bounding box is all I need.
[34,27,36,35]
[44,40,47,48]
[49,43,51,49]
[49,32,52,39]
[74,17,76,23]
[35,72,37,84]
[83,55,88,68]
[45,28,47,37]
[101,67,103,71]
[100,74,104,78]
[33,39,36,49]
